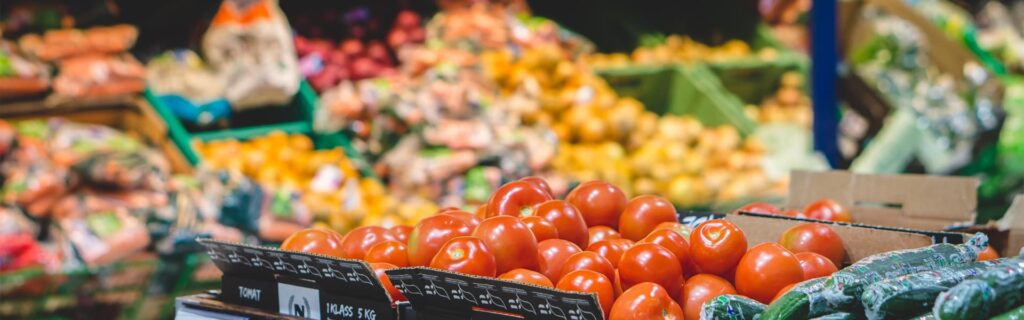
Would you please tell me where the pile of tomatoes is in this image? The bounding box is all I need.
[738,199,853,223]
[279,178,848,319]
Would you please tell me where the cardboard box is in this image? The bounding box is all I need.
[386,267,603,320]
[787,170,978,231]
[995,195,1024,257]
[197,239,408,320]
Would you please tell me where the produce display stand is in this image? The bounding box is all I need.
[705,25,810,105]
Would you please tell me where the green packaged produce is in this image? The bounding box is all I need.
[989,304,1024,320]
[700,294,767,320]
[811,312,855,320]
[762,234,987,319]
[932,258,1024,319]
[861,258,1008,320]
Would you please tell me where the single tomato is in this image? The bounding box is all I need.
[486,181,553,217]
[519,176,554,196]
[556,270,615,316]
[365,240,409,267]
[407,215,472,266]
[772,282,797,303]
[473,216,539,273]
[978,246,999,261]
[559,251,615,284]
[566,181,627,228]
[429,236,497,277]
[619,195,677,241]
[778,223,846,266]
[340,226,396,260]
[618,243,684,299]
[534,200,589,248]
[679,274,736,320]
[369,262,407,303]
[388,225,413,243]
[690,219,747,277]
[640,229,694,276]
[521,216,559,242]
[586,239,633,268]
[589,226,621,244]
[280,228,345,258]
[804,199,852,222]
[736,202,780,215]
[654,222,693,239]
[794,252,838,280]
[537,239,582,282]
[608,282,685,320]
[499,268,554,288]
[441,209,481,230]
[734,243,804,304]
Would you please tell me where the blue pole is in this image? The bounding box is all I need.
[811,0,841,168]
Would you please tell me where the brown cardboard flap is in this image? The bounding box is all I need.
[726,214,934,264]
[787,170,978,230]
[997,195,1024,257]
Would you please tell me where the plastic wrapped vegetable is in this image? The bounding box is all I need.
[52,53,146,98]
[763,234,988,319]
[700,294,767,320]
[861,258,1010,320]
[202,0,299,109]
[51,194,151,267]
[932,258,1024,319]
[145,50,229,126]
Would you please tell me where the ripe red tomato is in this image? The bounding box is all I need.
[473,216,540,273]
[441,209,481,230]
[519,176,554,196]
[795,252,838,280]
[588,226,621,244]
[559,251,616,284]
[679,274,736,320]
[475,204,488,219]
[654,222,692,239]
[280,228,345,258]
[486,181,553,217]
[778,223,846,266]
[804,199,852,222]
[586,239,633,268]
[537,239,582,283]
[407,215,472,266]
[566,181,627,228]
[736,202,780,215]
[690,219,747,277]
[978,246,999,261]
[772,282,797,303]
[734,243,804,304]
[521,216,559,242]
[388,225,413,243]
[640,229,694,276]
[619,195,677,241]
[369,262,407,303]
[340,226,396,260]
[429,236,497,277]
[534,200,589,248]
[556,270,615,316]
[499,268,554,288]
[365,240,409,267]
[609,282,685,320]
[618,243,684,299]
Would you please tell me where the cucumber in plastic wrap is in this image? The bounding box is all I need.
[762,234,987,319]
[989,304,1024,320]
[811,312,855,320]
[861,257,1009,320]
[932,258,1024,319]
[700,294,767,320]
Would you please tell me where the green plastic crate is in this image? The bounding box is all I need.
[596,63,757,135]
[146,81,369,177]
[705,25,809,105]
